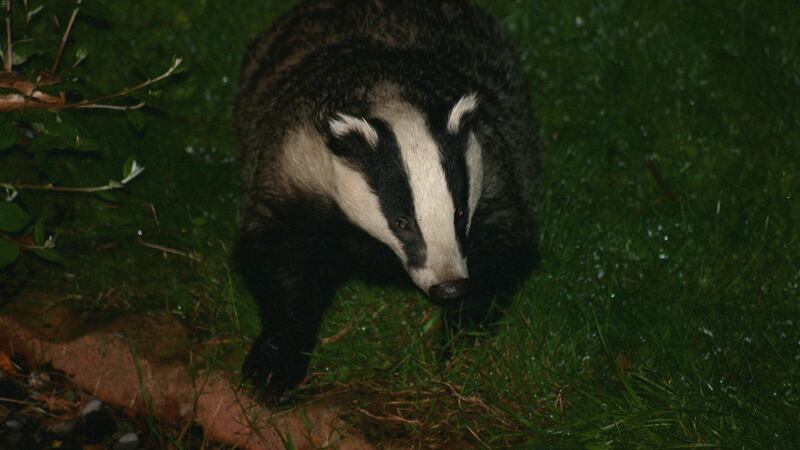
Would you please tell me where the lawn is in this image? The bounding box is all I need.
[1,0,798,448]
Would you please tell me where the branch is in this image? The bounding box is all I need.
[0,72,64,111]
[137,238,203,262]
[51,1,81,74]
[57,58,182,110]
[0,161,145,194]
[0,58,180,112]
[75,101,145,111]
[4,0,11,72]
[8,182,123,193]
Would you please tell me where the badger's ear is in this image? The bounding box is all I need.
[446,93,479,134]
[325,113,379,155]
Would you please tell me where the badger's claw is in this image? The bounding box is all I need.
[242,333,309,404]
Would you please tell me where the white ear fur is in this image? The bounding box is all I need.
[328,113,379,148]
[446,93,479,134]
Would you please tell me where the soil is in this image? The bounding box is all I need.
[0,296,374,450]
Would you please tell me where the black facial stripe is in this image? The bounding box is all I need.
[432,120,471,255]
[339,119,427,269]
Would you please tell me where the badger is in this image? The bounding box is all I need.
[234,0,539,399]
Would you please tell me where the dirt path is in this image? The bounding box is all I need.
[0,298,373,449]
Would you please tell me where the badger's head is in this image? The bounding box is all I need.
[323,93,483,305]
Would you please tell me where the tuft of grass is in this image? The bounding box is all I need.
[1,0,798,448]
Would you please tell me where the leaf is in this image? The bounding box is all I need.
[0,238,20,268]
[72,135,100,152]
[126,109,146,132]
[73,47,88,68]
[54,112,101,152]
[123,157,135,178]
[121,158,144,183]
[0,202,31,233]
[0,120,16,150]
[129,90,169,111]
[33,218,45,246]
[32,248,64,264]
[11,41,39,66]
[94,191,120,203]
[27,134,67,153]
[25,112,100,153]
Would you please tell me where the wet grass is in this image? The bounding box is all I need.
[1,0,799,447]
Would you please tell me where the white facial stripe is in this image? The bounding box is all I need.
[330,156,406,261]
[279,126,334,195]
[465,132,483,229]
[329,113,379,148]
[375,101,468,291]
[447,93,479,134]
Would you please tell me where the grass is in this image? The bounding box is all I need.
[1,0,799,447]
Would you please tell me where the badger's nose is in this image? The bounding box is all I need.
[428,279,469,304]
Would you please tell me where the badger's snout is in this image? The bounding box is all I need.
[428,278,469,304]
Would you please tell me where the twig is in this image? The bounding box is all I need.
[5,182,123,193]
[4,0,11,72]
[57,58,182,110]
[75,101,145,111]
[137,237,203,262]
[0,161,144,195]
[51,1,82,74]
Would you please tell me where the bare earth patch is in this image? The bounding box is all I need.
[0,297,373,449]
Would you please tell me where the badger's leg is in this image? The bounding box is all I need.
[235,212,343,401]
[443,203,538,336]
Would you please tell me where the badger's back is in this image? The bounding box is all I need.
[238,0,524,105]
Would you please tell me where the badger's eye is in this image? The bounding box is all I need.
[455,208,466,219]
[394,217,411,231]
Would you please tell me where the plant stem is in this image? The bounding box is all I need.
[51,1,81,74]
[76,101,145,111]
[9,182,119,193]
[58,58,182,110]
[5,0,12,72]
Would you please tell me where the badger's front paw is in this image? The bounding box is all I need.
[242,333,310,404]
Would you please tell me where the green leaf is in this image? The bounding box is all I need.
[0,202,31,233]
[33,218,45,246]
[73,135,100,152]
[32,248,64,264]
[73,47,88,67]
[24,113,100,153]
[123,157,135,178]
[95,191,120,203]
[126,109,146,132]
[129,90,169,111]
[0,238,20,268]
[54,112,101,152]
[0,120,16,150]
[11,41,39,66]
[27,134,67,153]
